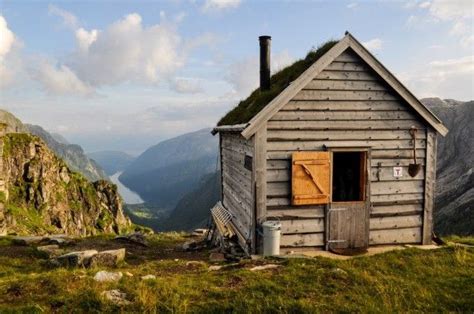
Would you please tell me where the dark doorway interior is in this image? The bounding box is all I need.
[332,152,366,202]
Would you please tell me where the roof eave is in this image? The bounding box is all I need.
[211,123,248,135]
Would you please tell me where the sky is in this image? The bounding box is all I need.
[0,0,473,155]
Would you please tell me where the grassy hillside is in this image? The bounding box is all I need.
[162,171,220,231]
[0,234,473,313]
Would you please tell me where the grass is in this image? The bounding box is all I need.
[0,234,473,313]
[218,40,338,126]
[444,235,474,246]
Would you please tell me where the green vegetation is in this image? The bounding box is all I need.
[445,235,474,246]
[2,133,34,157]
[218,40,338,126]
[0,234,472,313]
[5,204,56,235]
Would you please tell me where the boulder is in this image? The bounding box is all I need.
[46,236,74,246]
[89,248,126,267]
[114,232,147,247]
[141,274,156,280]
[101,289,130,305]
[37,244,61,258]
[209,252,226,263]
[56,250,98,267]
[186,261,206,267]
[94,271,123,282]
[208,265,223,271]
[182,240,197,251]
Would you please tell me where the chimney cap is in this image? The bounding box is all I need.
[259,35,271,41]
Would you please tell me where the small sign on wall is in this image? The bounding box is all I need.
[393,166,403,177]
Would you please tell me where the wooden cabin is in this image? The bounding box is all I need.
[212,32,448,255]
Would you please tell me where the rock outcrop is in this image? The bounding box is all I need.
[422,98,474,236]
[0,130,131,236]
[25,124,108,182]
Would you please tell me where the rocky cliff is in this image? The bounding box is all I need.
[0,130,131,236]
[422,98,474,235]
[25,124,108,181]
[0,110,108,182]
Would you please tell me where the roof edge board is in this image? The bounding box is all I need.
[345,34,448,136]
[241,36,351,139]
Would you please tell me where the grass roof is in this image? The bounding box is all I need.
[217,40,338,126]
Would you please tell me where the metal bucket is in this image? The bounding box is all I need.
[262,221,281,256]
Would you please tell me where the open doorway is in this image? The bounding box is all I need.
[332,152,366,202]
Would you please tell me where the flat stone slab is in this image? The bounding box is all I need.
[89,248,126,267]
[12,236,45,246]
[94,271,123,282]
[249,264,281,272]
[56,250,98,267]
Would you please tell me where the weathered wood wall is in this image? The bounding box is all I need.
[220,132,254,249]
[265,49,427,248]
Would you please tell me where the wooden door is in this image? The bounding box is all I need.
[327,151,369,253]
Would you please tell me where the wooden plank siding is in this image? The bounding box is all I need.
[220,132,255,249]
[264,49,427,248]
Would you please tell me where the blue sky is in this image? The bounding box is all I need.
[1,0,473,154]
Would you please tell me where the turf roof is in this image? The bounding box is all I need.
[217,40,338,126]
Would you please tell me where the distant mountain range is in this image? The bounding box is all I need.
[88,150,135,176]
[119,128,218,210]
[422,98,474,236]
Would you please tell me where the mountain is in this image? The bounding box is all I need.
[422,98,474,236]
[119,128,218,210]
[0,110,26,133]
[161,171,220,231]
[0,128,131,236]
[88,150,135,176]
[24,124,108,182]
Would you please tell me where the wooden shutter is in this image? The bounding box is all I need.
[292,152,331,205]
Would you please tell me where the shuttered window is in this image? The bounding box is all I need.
[291,152,331,205]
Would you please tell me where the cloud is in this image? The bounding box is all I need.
[75,28,98,52]
[170,78,204,94]
[400,55,474,100]
[419,1,431,9]
[226,50,293,97]
[347,2,358,9]
[202,0,241,12]
[48,4,79,29]
[34,60,94,95]
[0,16,14,60]
[428,0,472,20]
[0,15,23,88]
[408,0,474,47]
[362,38,383,52]
[33,7,216,95]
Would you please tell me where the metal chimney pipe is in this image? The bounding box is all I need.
[259,35,271,91]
